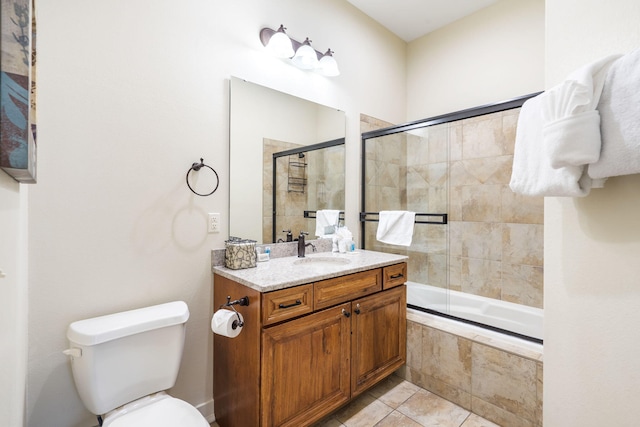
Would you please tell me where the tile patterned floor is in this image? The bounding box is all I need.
[210,375,501,427]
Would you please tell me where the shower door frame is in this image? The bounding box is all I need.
[359,92,541,247]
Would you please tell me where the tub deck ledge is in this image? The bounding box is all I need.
[407,308,543,362]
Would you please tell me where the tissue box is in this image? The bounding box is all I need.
[224,237,257,270]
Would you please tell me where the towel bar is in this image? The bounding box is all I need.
[359,212,447,225]
[303,210,345,220]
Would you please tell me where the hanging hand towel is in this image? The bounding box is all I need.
[541,54,621,170]
[376,211,416,247]
[589,49,640,180]
[509,95,594,197]
[315,209,340,237]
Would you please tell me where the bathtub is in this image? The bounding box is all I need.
[406,281,543,342]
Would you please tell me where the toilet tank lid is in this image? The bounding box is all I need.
[67,301,190,346]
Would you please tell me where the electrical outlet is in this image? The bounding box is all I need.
[208,213,221,233]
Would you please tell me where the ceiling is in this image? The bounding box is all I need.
[346,0,499,42]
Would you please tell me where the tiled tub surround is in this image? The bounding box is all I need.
[362,108,544,310]
[399,309,543,427]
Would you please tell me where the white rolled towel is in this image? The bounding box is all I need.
[541,54,621,169]
[509,95,593,197]
[590,49,640,180]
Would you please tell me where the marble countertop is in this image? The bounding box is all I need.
[212,250,408,293]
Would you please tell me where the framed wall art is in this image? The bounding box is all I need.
[1,0,36,183]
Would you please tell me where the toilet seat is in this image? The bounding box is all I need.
[102,392,209,427]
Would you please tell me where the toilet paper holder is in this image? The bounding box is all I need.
[219,295,249,329]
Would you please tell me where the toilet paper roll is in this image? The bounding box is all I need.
[211,309,243,338]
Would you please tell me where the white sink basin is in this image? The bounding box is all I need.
[293,256,351,266]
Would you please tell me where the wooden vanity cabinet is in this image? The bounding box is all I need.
[351,286,406,397]
[261,302,352,427]
[213,262,407,427]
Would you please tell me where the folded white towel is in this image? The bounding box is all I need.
[376,211,416,247]
[541,54,621,169]
[315,209,340,237]
[589,49,640,180]
[509,95,594,197]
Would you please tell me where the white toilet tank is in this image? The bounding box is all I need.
[65,301,190,416]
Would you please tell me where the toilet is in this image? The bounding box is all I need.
[63,301,209,427]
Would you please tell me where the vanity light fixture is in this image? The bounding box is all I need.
[318,49,340,77]
[262,24,294,58]
[292,38,319,70]
[259,25,340,76]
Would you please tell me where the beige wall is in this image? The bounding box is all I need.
[0,175,28,427]
[27,1,405,426]
[406,0,545,120]
[22,2,544,426]
[544,1,640,425]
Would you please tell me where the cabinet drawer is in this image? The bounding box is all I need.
[314,269,382,310]
[383,263,407,289]
[262,284,313,326]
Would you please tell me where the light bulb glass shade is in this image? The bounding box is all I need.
[291,39,319,70]
[318,50,340,76]
[266,29,294,58]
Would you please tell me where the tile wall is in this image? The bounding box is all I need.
[360,112,544,427]
[398,312,543,427]
[448,110,543,308]
[360,109,544,309]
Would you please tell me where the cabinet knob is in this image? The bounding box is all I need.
[354,304,361,315]
[342,308,351,318]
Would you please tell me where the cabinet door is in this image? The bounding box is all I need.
[261,303,351,427]
[351,285,406,397]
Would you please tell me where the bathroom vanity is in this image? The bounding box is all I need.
[212,250,407,427]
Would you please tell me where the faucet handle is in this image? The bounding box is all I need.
[299,231,309,236]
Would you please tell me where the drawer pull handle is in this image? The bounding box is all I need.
[279,299,302,309]
[390,273,404,279]
[342,309,351,318]
[354,303,361,315]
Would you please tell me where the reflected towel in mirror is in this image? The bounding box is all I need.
[315,210,341,237]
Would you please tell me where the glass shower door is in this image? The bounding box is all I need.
[361,123,450,312]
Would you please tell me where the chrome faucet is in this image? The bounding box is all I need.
[297,231,316,257]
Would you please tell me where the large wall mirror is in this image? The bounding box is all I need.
[229,77,346,243]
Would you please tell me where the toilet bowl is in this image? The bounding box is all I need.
[101,392,208,427]
[63,301,209,427]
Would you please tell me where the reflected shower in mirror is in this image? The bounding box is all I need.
[269,138,345,243]
[229,77,346,243]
